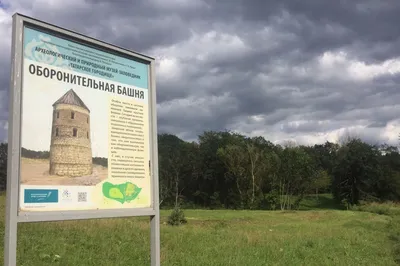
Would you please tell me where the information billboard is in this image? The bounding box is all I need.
[20,25,152,212]
[5,13,160,266]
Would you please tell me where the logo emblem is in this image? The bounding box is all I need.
[62,189,71,199]
[24,189,59,203]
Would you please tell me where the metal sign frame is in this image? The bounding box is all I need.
[5,13,160,266]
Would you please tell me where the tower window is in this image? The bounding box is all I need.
[71,111,75,119]
[73,128,77,137]
[56,111,59,119]
[87,117,89,123]
[55,128,59,137]
[87,132,89,138]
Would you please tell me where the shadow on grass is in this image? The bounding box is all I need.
[299,194,344,211]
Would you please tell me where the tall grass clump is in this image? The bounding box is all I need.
[352,201,400,263]
[351,201,400,216]
[388,215,400,264]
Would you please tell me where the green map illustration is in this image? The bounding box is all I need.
[102,181,142,204]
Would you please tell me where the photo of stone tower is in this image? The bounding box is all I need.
[49,89,93,177]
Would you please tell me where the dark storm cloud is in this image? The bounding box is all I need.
[156,0,400,145]
[220,0,400,63]
[157,92,238,140]
[282,0,400,62]
[367,121,387,128]
[1,0,400,145]
[8,0,199,52]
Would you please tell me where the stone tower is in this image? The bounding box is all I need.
[49,89,93,177]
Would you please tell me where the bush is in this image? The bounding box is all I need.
[167,207,187,226]
[264,191,279,210]
[351,201,400,216]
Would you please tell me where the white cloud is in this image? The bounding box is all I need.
[381,120,400,143]
[318,50,400,81]
[156,57,182,82]
[0,121,8,142]
[158,92,235,120]
[151,30,251,63]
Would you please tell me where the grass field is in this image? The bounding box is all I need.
[0,193,399,265]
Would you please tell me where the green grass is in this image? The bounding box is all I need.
[351,201,400,264]
[0,193,398,265]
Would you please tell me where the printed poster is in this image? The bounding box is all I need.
[19,26,152,211]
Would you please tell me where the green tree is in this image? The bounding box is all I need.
[277,146,315,210]
[332,138,381,206]
[377,144,400,201]
[246,140,268,209]
[310,170,331,199]
[158,134,192,207]
[217,143,248,208]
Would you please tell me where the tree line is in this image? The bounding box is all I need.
[0,131,399,209]
[157,131,400,210]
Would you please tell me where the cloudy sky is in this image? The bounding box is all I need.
[1,0,400,146]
